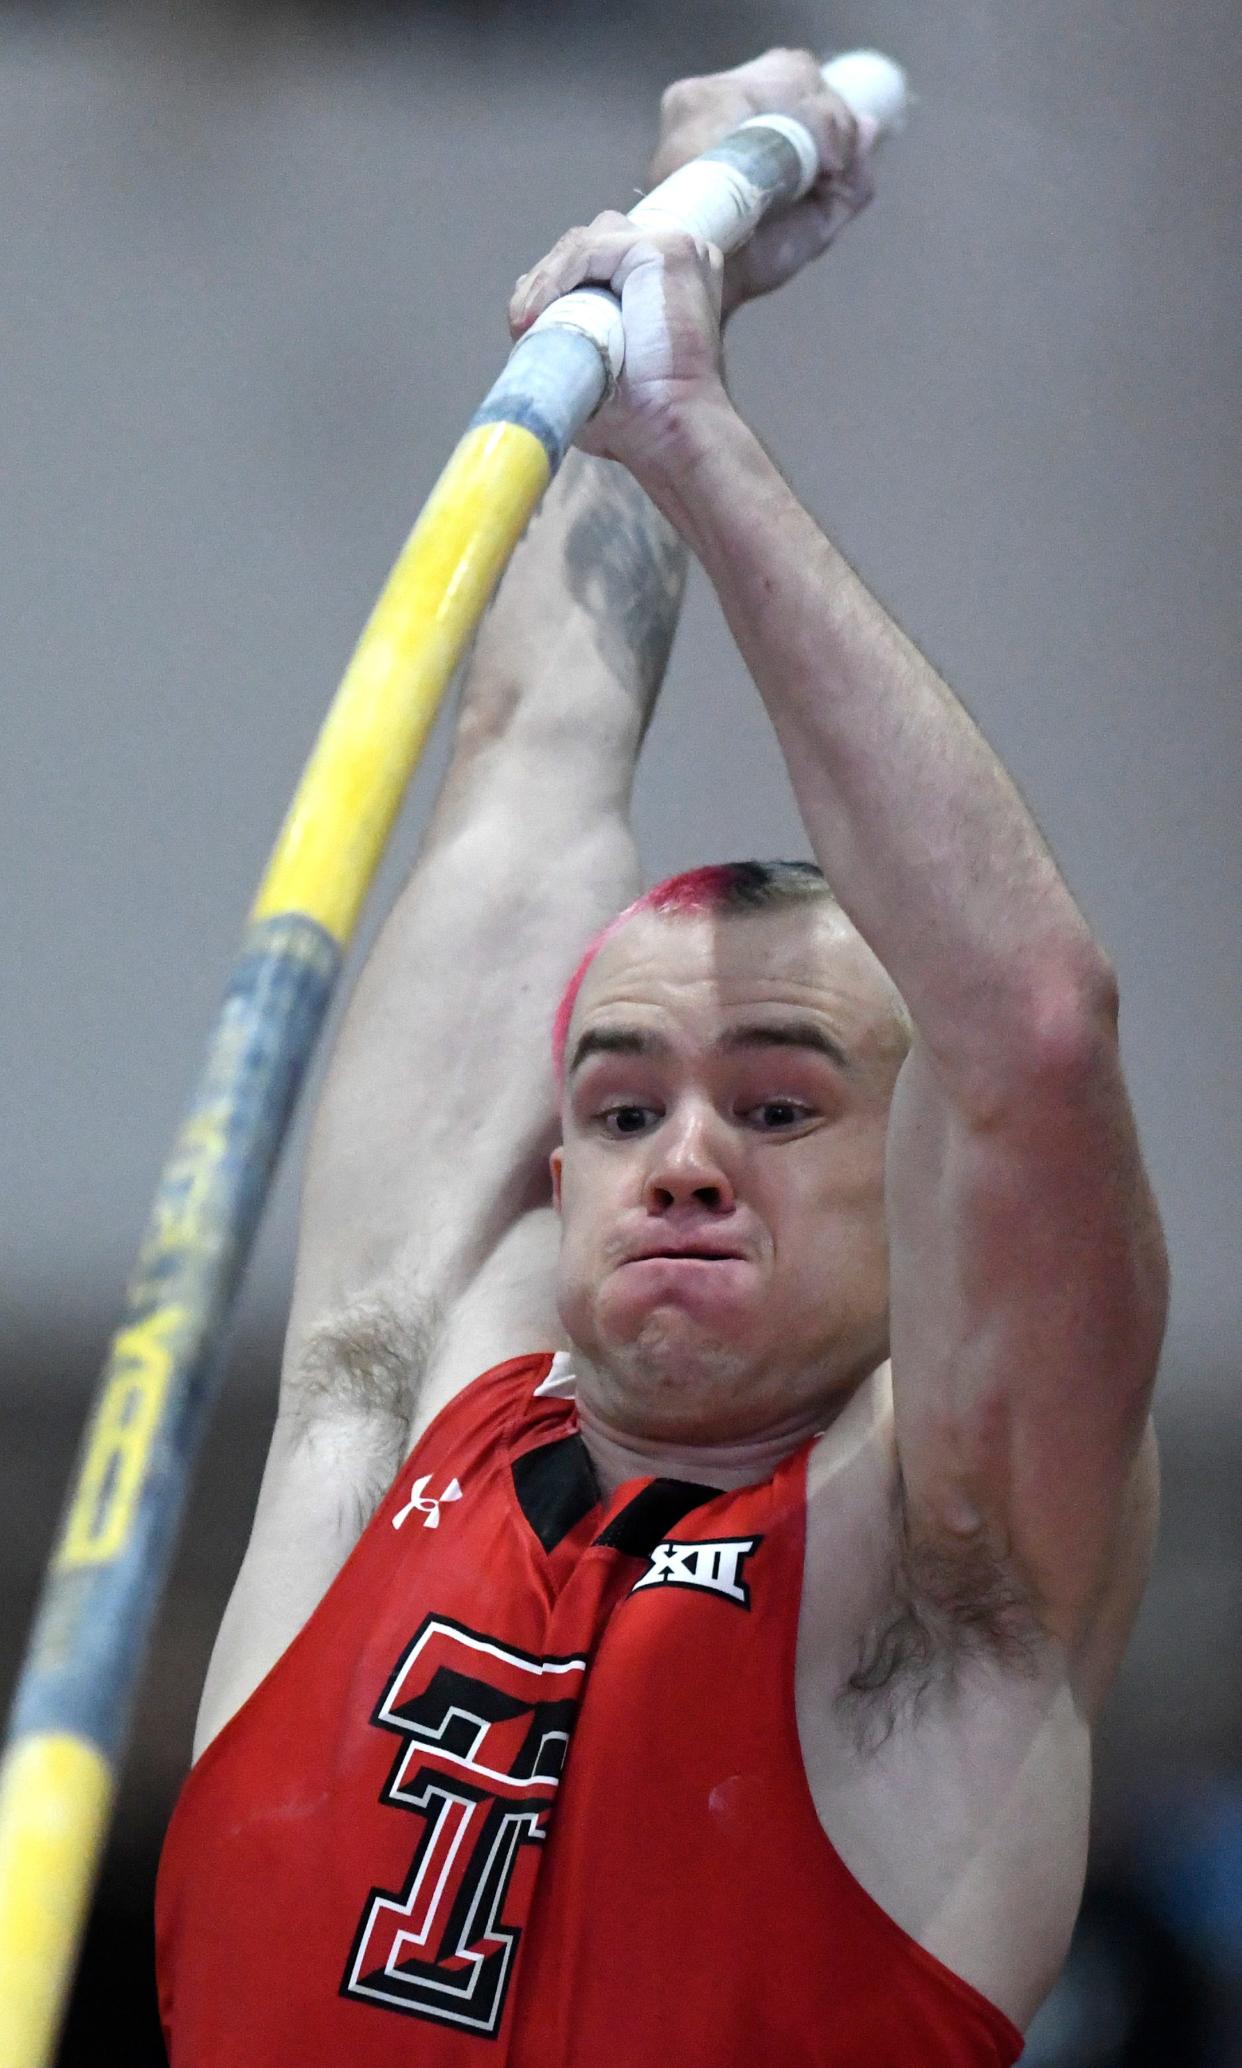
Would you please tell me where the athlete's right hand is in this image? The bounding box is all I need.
[644,48,878,321]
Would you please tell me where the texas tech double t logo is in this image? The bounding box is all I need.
[341,1617,586,2036]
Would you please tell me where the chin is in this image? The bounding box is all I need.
[598,1311,761,1410]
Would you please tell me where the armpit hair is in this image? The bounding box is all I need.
[282,1293,444,1532]
[836,1471,1047,1755]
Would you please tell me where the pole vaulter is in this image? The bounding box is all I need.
[0,47,909,2065]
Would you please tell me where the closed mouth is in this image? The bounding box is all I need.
[628,1249,743,1262]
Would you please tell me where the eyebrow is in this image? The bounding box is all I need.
[567,1018,852,1080]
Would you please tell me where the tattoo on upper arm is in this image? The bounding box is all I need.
[836,1473,1046,1754]
[561,454,688,703]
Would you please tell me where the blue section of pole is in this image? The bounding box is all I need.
[5,914,341,1761]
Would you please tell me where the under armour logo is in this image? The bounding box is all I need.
[630,1535,761,1610]
[392,1474,463,1531]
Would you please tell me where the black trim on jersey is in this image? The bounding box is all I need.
[594,1477,722,1556]
[511,1434,601,1553]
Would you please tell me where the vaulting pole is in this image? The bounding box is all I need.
[0,49,908,2066]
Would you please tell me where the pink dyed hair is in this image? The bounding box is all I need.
[550,861,835,1092]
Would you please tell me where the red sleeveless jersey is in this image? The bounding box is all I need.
[156,1352,1023,2065]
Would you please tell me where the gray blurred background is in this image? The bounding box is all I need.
[1,0,1238,2059]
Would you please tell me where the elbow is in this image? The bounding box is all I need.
[960,945,1121,1124]
[1018,946,1119,1077]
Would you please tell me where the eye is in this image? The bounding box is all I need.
[598,1104,659,1137]
[592,1098,816,1138]
[747,1100,814,1130]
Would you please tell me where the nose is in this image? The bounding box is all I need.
[641,1102,736,1214]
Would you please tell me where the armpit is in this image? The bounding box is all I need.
[292,1294,442,1418]
[281,1293,445,1524]
[836,1475,1048,1754]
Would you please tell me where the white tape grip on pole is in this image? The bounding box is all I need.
[820,50,909,134]
[525,285,625,386]
[630,152,780,249]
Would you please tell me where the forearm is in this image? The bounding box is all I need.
[636,401,1111,1091]
[454,448,688,803]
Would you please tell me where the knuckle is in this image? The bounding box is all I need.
[755,45,821,91]
[660,75,701,113]
[816,109,857,173]
[787,47,825,86]
[544,226,583,260]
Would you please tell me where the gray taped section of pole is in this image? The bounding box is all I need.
[631,129,807,251]
[470,325,610,471]
[700,124,810,212]
[6,913,341,1759]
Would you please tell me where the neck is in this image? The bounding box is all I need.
[574,1384,841,1502]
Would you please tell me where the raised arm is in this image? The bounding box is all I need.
[281,445,685,1421]
[513,179,1168,1687]
[283,46,878,1450]
[191,447,686,1758]
[195,51,875,1758]
[638,401,1166,1663]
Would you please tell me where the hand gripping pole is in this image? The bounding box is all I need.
[481,50,909,468]
[0,47,908,2068]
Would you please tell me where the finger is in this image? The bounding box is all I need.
[721,53,862,180]
[717,46,825,101]
[770,203,842,274]
[792,87,862,183]
[818,139,877,222]
[800,117,876,228]
[509,224,717,335]
[509,213,633,329]
[735,198,842,293]
[511,210,631,297]
[647,48,834,186]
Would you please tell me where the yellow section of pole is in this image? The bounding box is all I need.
[0,415,550,2068]
[0,1734,115,2068]
[253,416,551,942]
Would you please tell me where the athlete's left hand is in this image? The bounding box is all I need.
[645,50,877,321]
[507,216,728,473]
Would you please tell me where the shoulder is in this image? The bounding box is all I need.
[409,1345,560,1446]
[191,1347,560,1763]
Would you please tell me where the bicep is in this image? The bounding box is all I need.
[200,1208,566,1760]
[193,1404,405,1760]
[884,1022,1169,1650]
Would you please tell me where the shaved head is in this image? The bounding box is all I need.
[549,884,906,1440]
